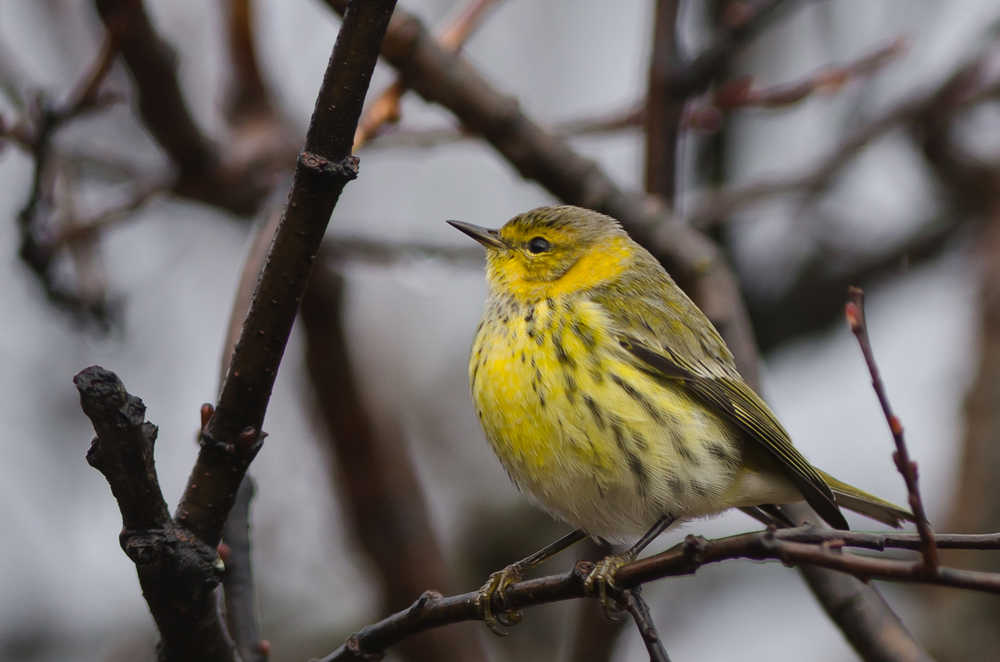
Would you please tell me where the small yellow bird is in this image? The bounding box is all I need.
[449,205,910,630]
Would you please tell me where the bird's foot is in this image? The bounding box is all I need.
[475,564,524,636]
[584,554,630,621]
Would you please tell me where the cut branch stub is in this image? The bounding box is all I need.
[75,365,170,531]
[75,365,236,661]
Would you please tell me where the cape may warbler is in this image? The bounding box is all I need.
[449,205,910,629]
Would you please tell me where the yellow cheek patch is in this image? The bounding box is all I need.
[547,237,630,297]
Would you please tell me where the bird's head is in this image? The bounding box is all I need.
[449,205,635,302]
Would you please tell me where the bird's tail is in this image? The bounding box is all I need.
[817,469,914,528]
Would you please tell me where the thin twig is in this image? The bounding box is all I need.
[48,180,167,247]
[621,587,671,662]
[686,48,1000,230]
[709,37,904,111]
[775,527,1000,551]
[364,34,903,147]
[846,287,939,573]
[60,24,122,118]
[363,102,643,150]
[14,26,122,323]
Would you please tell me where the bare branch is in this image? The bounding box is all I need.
[687,47,1000,230]
[223,0,276,124]
[14,26,122,323]
[48,179,167,248]
[318,525,1000,661]
[363,37,903,148]
[93,1,219,193]
[75,367,238,662]
[846,287,938,573]
[709,37,904,111]
[655,0,795,101]
[174,0,397,548]
[75,367,170,531]
[362,102,643,150]
[92,0,287,214]
[75,4,395,658]
[644,0,681,200]
[221,476,269,662]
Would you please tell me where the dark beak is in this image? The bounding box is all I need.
[447,220,507,249]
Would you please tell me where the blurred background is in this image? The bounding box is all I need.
[1,0,998,660]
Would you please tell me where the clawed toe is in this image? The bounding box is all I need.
[476,565,524,636]
[584,555,629,621]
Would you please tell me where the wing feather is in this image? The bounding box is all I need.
[593,277,848,530]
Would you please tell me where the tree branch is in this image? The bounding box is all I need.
[644,0,681,200]
[223,0,276,125]
[14,24,121,323]
[175,0,397,549]
[687,47,1000,230]
[75,367,238,662]
[318,525,1000,661]
[220,476,268,662]
[92,0,288,215]
[77,3,395,658]
[92,1,222,197]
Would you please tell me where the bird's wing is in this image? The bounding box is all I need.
[597,288,848,530]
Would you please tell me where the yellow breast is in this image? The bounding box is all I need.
[469,295,747,538]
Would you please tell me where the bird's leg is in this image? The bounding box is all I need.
[739,504,796,528]
[584,514,675,620]
[477,529,587,635]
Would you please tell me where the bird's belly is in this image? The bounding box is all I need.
[470,304,747,539]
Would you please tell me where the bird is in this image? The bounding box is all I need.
[448,205,911,632]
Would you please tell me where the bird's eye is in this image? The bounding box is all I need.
[527,236,551,254]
